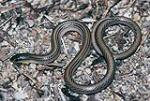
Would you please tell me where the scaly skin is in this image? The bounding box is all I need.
[10,20,116,95]
[10,16,142,94]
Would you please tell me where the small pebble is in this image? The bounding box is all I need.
[14,88,28,100]
[26,19,34,27]
[85,68,91,74]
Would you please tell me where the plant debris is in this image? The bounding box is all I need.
[0,0,150,100]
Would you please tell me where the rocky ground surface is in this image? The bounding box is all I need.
[0,0,150,101]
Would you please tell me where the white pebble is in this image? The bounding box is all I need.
[29,64,36,70]
[14,88,28,100]
[112,45,118,51]
[26,20,34,27]
[1,41,9,46]
[147,74,150,83]
[74,42,80,52]
[146,16,150,21]
[85,68,91,74]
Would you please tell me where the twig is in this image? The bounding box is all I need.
[61,37,68,55]
[28,80,44,96]
[0,16,13,28]
[136,31,150,52]
[103,0,122,17]
[0,88,7,92]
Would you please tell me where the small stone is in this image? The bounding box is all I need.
[123,8,133,18]
[1,41,9,46]
[81,18,96,22]
[29,64,36,70]
[80,94,88,101]
[12,23,17,29]
[74,42,80,52]
[112,45,118,51]
[14,88,28,100]
[147,74,150,83]
[121,85,128,93]
[27,0,33,2]
[146,16,150,21]
[76,71,82,76]
[133,13,141,22]
[85,68,91,74]
[26,20,34,27]
[135,63,139,67]
[10,0,17,3]
[12,82,19,90]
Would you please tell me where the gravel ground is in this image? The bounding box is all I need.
[0,0,150,101]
